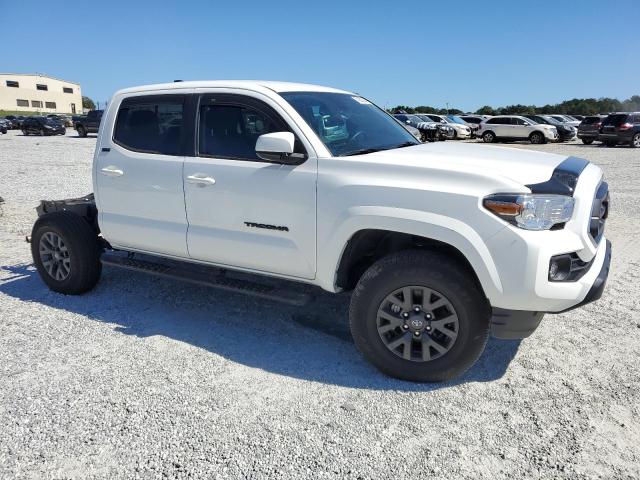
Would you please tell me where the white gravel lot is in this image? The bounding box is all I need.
[1,129,639,479]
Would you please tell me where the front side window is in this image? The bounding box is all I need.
[198,101,285,161]
[280,92,418,156]
[113,96,184,155]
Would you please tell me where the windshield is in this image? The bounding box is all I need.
[280,92,418,156]
[447,115,466,124]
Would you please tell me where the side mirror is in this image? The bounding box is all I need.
[255,132,306,164]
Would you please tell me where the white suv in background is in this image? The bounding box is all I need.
[477,115,558,144]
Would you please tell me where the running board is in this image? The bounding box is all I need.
[101,253,311,306]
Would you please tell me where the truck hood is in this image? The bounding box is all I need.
[363,142,569,186]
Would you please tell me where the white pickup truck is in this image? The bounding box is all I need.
[30,81,611,382]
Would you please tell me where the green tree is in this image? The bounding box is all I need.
[475,105,496,115]
[82,96,96,111]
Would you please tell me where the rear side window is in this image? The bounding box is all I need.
[114,96,184,155]
[198,103,283,161]
[603,114,628,126]
[487,117,508,124]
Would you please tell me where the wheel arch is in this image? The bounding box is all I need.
[319,209,504,302]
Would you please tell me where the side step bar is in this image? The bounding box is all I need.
[101,253,311,306]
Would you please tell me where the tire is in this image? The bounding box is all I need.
[349,250,490,382]
[529,131,545,144]
[582,138,594,145]
[31,212,102,295]
[631,133,640,148]
[77,125,87,137]
[22,129,28,136]
[452,130,458,140]
[482,131,496,143]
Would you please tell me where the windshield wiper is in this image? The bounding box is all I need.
[343,147,386,157]
[392,142,419,149]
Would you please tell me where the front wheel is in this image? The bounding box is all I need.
[349,250,490,382]
[31,212,102,294]
[631,133,640,148]
[582,138,594,145]
[482,131,496,143]
[530,131,545,144]
[77,125,87,137]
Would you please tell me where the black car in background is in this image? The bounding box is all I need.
[522,114,576,142]
[21,116,66,136]
[393,113,442,141]
[0,118,9,134]
[4,115,25,129]
[577,115,606,144]
[599,112,640,148]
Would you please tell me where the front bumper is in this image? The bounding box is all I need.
[491,240,611,339]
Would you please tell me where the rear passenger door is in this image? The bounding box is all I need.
[95,94,192,257]
[182,92,317,279]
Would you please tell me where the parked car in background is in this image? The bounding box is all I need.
[477,115,558,144]
[522,114,576,142]
[549,115,580,128]
[459,115,491,131]
[0,118,9,134]
[393,113,442,142]
[73,110,103,137]
[570,115,585,121]
[420,114,471,139]
[413,114,455,140]
[47,114,72,127]
[577,116,607,145]
[4,115,25,129]
[21,116,66,136]
[447,114,478,137]
[599,112,640,148]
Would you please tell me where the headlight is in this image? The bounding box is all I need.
[483,193,574,230]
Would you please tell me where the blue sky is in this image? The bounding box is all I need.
[2,0,637,111]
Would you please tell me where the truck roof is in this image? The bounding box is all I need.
[113,80,353,96]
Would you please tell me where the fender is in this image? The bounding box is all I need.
[316,206,504,302]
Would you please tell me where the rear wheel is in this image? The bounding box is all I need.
[482,131,496,143]
[631,133,640,148]
[31,212,102,294]
[530,131,545,144]
[349,250,490,382]
[582,138,594,145]
[77,125,87,137]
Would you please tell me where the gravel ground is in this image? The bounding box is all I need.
[1,129,639,479]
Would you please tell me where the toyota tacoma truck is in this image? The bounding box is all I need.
[29,81,611,382]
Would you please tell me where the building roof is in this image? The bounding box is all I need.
[0,73,80,85]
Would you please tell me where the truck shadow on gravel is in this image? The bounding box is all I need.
[0,263,521,391]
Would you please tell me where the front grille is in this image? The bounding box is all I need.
[589,181,609,245]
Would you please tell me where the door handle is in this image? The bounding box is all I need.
[186,174,216,187]
[100,166,124,177]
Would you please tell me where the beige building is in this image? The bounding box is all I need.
[0,73,83,114]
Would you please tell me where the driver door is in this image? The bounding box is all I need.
[183,92,317,279]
